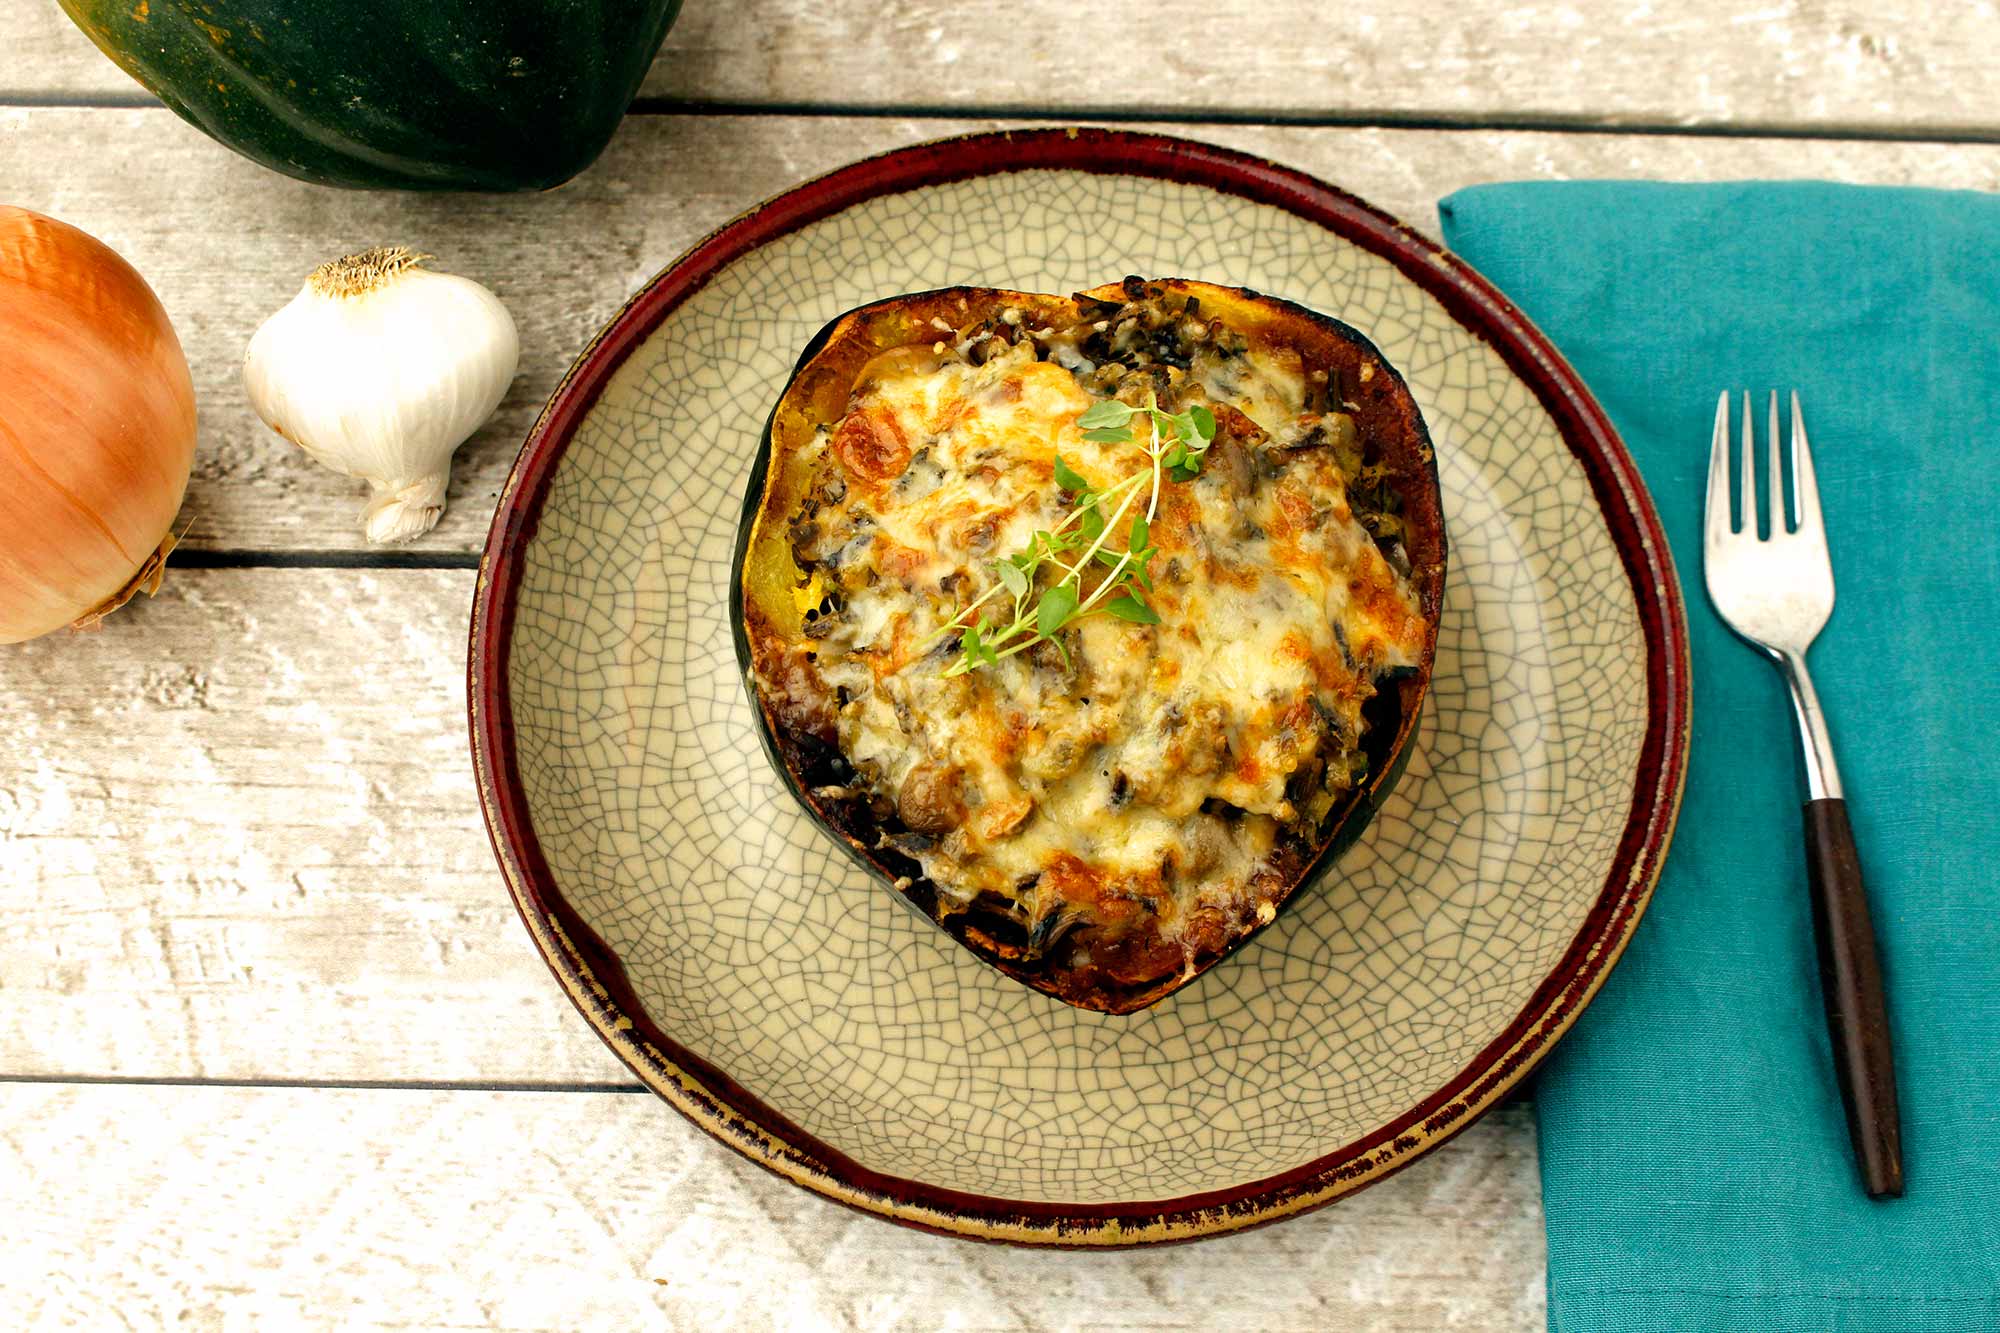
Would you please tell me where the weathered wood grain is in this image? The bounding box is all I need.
[0,1084,1544,1330]
[11,0,1996,136]
[0,566,631,1085]
[5,107,1998,558]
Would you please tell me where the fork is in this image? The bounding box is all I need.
[1704,390,1903,1199]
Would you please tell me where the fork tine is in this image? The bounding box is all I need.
[1740,391,1756,536]
[1790,390,1823,536]
[1706,390,1733,549]
[1768,390,1786,536]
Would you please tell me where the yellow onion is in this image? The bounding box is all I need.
[0,206,197,644]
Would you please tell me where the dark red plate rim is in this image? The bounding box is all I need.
[467,127,1691,1246]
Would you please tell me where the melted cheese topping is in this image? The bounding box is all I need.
[786,319,1426,959]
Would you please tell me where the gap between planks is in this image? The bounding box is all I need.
[0,1068,1532,1103]
[626,101,2000,147]
[9,89,2000,146]
[170,549,484,571]
[0,1072,646,1093]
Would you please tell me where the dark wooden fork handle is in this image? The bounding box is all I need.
[1803,798,1903,1198]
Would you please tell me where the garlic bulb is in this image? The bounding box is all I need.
[243,247,518,543]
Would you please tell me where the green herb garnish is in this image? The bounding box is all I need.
[923,392,1217,676]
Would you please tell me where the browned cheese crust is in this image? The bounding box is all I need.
[738,279,1445,1012]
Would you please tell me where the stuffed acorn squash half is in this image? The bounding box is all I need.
[732,279,1446,1013]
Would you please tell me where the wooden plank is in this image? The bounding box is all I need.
[6,107,1998,558]
[11,0,1998,136]
[11,0,108,102]
[0,1084,1544,1329]
[0,566,632,1085]
[0,559,1529,1093]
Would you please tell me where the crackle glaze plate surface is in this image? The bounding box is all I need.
[469,130,1690,1245]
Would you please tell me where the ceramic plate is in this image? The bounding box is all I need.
[469,130,1690,1245]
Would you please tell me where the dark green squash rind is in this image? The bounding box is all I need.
[57,0,682,191]
[734,282,1447,1014]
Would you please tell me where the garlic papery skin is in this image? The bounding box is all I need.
[242,247,519,543]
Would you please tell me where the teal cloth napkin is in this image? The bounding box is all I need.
[1437,181,2000,1331]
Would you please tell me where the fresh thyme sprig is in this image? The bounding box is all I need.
[926,392,1219,676]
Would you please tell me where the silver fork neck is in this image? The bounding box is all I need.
[1777,647,1844,801]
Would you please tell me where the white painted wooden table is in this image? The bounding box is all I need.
[3,2,1992,1326]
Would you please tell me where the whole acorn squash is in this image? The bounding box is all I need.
[57,0,682,191]
[733,280,1448,1013]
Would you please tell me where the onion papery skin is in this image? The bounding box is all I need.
[0,206,197,644]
